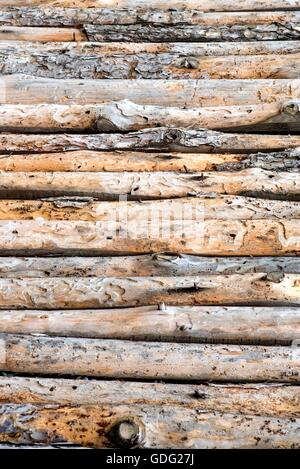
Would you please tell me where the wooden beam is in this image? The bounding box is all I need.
[0,26,86,41]
[0,273,298,307]
[1,76,299,107]
[0,306,298,345]
[1,377,298,419]
[1,129,300,153]
[0,334,298,382]
[0,255,297,278]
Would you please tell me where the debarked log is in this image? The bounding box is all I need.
[0,149,298,172]
[2,1,299,12]
[1,76,299,107]
[0,306,298,345]
[1,129,300,154]
[0,102,298,132]
[0,197,299,221]
[0,255,297,278]
[0,273,298,308]
[0,334,298,382]
[0,169,297,199]
[0,403,298,448]
[1,41,300,78]
[1,377,299,419]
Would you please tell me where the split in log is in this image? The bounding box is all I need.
[0,197,299,221]
[0,149,299,172]
[0,403,298,448]
[1,129,300,153]
[1,1,300,12]
[1,41,300,78]
[0,273,298,307]
[0,255,297,278]
[0,170,297,199]
[1,76,299,107]
[0,306,298,345]
[0,334,298,382]
[0,102,299,132]
[1,377,299,419]
[0,26,86,41]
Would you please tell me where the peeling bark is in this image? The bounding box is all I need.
[0,334,298,382]
[0,306,298,345]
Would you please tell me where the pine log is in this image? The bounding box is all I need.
[0,334,298,382]
[0,149,299,172]
[0,403,298,448]
[0,306,298,345]
[1,377,299,419]
[0,26,86,41]
[0,274,298,308]
[1,41,300,78]
[2,1,300,11]
[1,129,300,154]
[0,9,299,29]
[1,76,299,107]
[0,197,299,221]
[1,102,299,132]
[0,170,297,199]
[0,255,297,278]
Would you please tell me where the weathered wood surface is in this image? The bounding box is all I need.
[0,170,297,199]
[0,274,298,308]
[0,218,298,255]
[2,129,300,153]
[2,42,299,78]
[0,26,86,42]
[1,377,299,419]
[0,149,298,172]
[0,334,298,382]
[2,1,300,11]
[1,102,299,132]
[0,403,298,448]
[0,306,298,344]
[1,76,299,107]
[0,255,297,277]
[0,197,299,220]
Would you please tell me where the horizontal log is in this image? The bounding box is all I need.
[1,377,299,419]
[0,197,299,221]
[85,23,300,43]
[0,219,298,256]
[0,170,297,199]
[1,9,299,28]
[0,403,298,448]
[1,76,299,107]
[0,255,297,278]
[0,273,298,308]
[0,102,298,132]
[0,26,86,41]
[0,306,298,345]
[0,334,298,382]
[0,149,298,172]
[2,1,300,12]
[1,129,300,154]
[2,42,300,78]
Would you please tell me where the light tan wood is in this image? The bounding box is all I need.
[0,273,298,308]
[0,26,86,41]
[0,306,298,345]
[0,334,298,382]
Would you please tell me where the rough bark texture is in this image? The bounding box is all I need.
[1,128,300,153]
[0,274,298,308]
[0,149,298,172]
[0,306,298,345]
[0,255,297,277]
[0,334,298,382]
[1,76,299,107]
[1,102,299,132]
